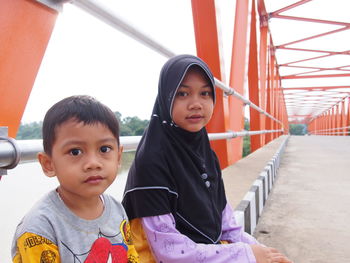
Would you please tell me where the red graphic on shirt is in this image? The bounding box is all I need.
[84,237,127,263]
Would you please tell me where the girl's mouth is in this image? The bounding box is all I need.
[187,114,202,119]
[186,115,203,123]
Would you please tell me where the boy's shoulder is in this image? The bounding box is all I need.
[102,193,126,216]
[13,190,59,243]
[14,192,128,241]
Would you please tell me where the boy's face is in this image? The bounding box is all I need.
[39,119,122,201]
[171,69,214,132]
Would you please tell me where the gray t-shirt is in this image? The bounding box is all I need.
[12,189,130,262]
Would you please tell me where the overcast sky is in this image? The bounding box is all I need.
[21,0,350,124]
[21,1,198,123]
[20,0,244,123]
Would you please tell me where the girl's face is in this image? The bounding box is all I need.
[171,68,214,132]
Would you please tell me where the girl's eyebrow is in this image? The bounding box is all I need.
[179,84,211,88]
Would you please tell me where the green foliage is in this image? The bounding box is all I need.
[243,136,251,157]
[15,112,149,139]
[118,114,149,136]
[289,124,307,135]
[244,117,250,130]
[16,121,43,139]
[242,118,251,157]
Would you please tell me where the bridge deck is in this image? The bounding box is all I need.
[254,136,350,262]
[222,135,287,208]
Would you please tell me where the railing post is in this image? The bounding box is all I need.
[347,97,350,135]
[257,0,268,145]
[0,0,58,137]
[335,104,340,136]
[328,109,332,135]
[347,97,350,136]
[265,44,274,143]
[341,100,346,135]
[0,127,8,178]
[228,0,251,163]
[248,0,262,153]
[323,111,326,134]
[332,106,336,135]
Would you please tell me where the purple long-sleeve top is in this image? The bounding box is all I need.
[141,203,258,263]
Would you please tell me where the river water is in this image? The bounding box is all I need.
[0,152,134,262]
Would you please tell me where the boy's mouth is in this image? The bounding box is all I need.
[84,175,103,184]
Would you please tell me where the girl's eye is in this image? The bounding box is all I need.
[100,146,111,153]
[201,91,212,97]
[70,149,82,156]
[176,91,188,97]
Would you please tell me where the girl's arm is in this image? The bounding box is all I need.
[220,204,294,263]
[221,203,259,244]
[141,214,256,263]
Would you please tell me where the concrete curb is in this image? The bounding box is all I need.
[234,135,290,234]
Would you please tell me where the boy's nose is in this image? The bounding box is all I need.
[84,153,102,170]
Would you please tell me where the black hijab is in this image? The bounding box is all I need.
[122,54,227,244]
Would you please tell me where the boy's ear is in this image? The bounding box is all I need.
[37,152,56,178]
[118,145,123,168]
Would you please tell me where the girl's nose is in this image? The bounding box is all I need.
[188,97,202,110]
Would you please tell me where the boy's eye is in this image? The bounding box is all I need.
[70,149,82,156]
[100,146,112,153]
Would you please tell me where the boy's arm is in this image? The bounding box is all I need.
[221,203,260,244]
[141,214,256,263]
[13,232,60,263]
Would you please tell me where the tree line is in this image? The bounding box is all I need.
[16,111,150,140]
[16,115,253,157]
[17,115,306,157]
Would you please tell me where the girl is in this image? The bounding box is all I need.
[122,54,292,263]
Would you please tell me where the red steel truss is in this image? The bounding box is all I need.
[1,0,349,170]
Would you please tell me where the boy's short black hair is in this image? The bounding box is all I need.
[42,95,120,155]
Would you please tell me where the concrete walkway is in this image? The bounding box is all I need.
[223,135,288,208]
[254,136,350,263]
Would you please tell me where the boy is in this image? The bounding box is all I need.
[12,95,139,263]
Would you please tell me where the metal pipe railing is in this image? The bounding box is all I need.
[308,96,350,124]
[309,131,350,135]
[72,0,176,58]
[310,126,350,132]
[0,129,283,169]
[209,129,283,141]
[214,79,283,125]
[0,136,140,168]
[309,126,350,134]
[71,0,283,126]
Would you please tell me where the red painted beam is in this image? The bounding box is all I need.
[270,0,312,16]
[282,86,350,91]
[0,0,58,137]
[248,0,262,152]
[282,73,350,79]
